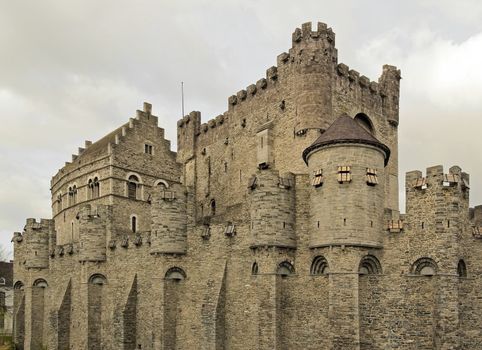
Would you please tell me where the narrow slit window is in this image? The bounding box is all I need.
[337,166,352,183]
[311,169,323,187]
[131,216,137,233]
[366,168,378,186]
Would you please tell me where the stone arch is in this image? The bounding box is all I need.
[277,261,295,276]
[358,255,382,275]
[165,267,186,281]
[89,274,107,285]
[457,259,467,277]
[310,255,329,275]
[154,179,169,189]
[354,113,375,135]
[411,257,438,276]
[14,281,24,290]
[33,278,48,288]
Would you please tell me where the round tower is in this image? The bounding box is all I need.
[150,183,187,254]
[303,114,390,248]
[249,169,296,248]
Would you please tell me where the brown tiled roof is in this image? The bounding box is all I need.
[302,114,390,165]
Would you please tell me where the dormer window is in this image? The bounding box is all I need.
[337,166,352,183]
[144,144,153,155]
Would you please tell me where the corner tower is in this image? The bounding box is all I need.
[303,114,390,248]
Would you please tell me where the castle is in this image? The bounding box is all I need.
[11,21,482,350]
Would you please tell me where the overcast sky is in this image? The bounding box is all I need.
[1,0,481,259]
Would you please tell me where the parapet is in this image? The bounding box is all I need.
[292,22,335,46]
[78,204,111,262]
[23,218,54,269]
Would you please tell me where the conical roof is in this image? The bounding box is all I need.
[302,114,390,165]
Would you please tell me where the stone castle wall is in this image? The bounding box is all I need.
[12,22,482,350]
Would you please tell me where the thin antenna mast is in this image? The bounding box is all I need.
[181,81,185,117]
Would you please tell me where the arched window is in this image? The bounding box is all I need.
[251,262,259,275]
[165,267,186,281]
[128,175,140,200]
[311,256,329,275]
[155,179,169,189]
[93,177,100,198]
[0,278,5,286]
[89,274,107,285]
[411,257,437,276]
[354,113,374,135]
[88,179,93,199]
[277,261,295,277]
[358,255,382,275]
[210,199,216,216]
[457,259,467,278]
[33,279,48,288]
[131,215,137,233]
[14,281,24,290]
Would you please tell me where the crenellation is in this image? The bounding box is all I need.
[276,52,289,66]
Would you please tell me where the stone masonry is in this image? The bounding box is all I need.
[12,21,482,349]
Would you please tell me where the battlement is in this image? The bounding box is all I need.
[291,22,335,46]
[405,165,469,190]
[24,218,54,231]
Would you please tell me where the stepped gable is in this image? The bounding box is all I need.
[302,114,390,165]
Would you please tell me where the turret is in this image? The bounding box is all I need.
[290,22,337,135]
[23,218,53,269]
[150,183,188,254]
[303,114,390,248]
[78,204,110,262]
[248,168,296,248]
[379,65,401,127]
[177,111,201,164]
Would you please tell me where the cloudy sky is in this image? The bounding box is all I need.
[1,0,481,258]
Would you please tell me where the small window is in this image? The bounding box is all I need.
[128,175,139,200]
[0,278,5,286]
[144,144,153,155]
[93,177,100,198]
[311,169,323,187]
[277,261,295,276]
[252,262,259,275]
[337,166,352,183]
[278,177,291,189]
[131,216,137,233]
[310,256,329,275]
[366,168,378,186]
[210,199,216,216]
[224,222,236,236]
[57,193,63,211]
[458,259,467,278]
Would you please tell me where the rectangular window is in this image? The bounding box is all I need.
[144,144,153,154]
[337,166,352,183]
[366,168,378,186]
[311,169,323,187]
